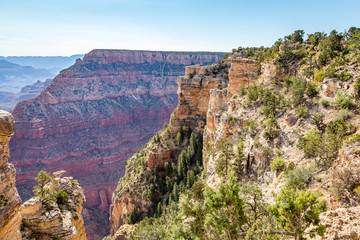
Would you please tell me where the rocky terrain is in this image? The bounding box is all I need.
[108,29,360,239]
[9,49,225,239]
[0,110,22,240]
[21,170,87,240]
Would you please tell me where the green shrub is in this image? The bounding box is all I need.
[336,109,350,121]
[339,70,352,81]
[320,98,330,108]
[243,118,258,137]
[295,106,310,118]
[268,187,327,240]
[335,92,355,109]
[324,65,337,78]
[305,82,319,98]
[303,68,314,79]
[246,85,259,103]
[270,157,285,172]
[291,77,307,107]
[56,190,69,205]
[285,162,296,174]
[263,115,280,140]
[314,69,325,83]
[286,166,315,190]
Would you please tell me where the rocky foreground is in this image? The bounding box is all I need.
[0,110,87,240]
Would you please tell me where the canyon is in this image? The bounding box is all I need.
[8,49,225,239]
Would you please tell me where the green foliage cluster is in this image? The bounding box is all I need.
[270,157,285,172]
[243,118,258,137]
[176,126,184,145]
[263,115,280,140]
[33,170,55,202]
[285,165,315,190]
[268,188,327,240]
[215,139,246,180]
[56,190,69,205]
[131,175,326,240]
[335,92,355,109]
[298,120,347,167]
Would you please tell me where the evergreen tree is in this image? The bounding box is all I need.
[268,188,327,240]
[233,139,246,178]
[127,207,138,224]
[33,170,54,200]
[177,126,184,145]
[172,183,179,202]
[215,140,235,178]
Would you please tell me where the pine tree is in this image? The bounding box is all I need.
[33,170,54,200]
[215,140,235,179]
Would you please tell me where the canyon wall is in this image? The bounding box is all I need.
[9,49,225,239]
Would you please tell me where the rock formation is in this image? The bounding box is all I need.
[9,49,225,239]
[21,170,86,240]
[314,206,360,239]
[109,57,258,236]
[0,110,22,240]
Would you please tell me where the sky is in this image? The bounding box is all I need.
[1,0,360,56]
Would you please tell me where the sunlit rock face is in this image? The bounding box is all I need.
[0,110,22,240]
[9,49,225,239]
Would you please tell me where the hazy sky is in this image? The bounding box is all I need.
[1,0,360,56]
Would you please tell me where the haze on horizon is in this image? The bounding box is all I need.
[1,0,360,56]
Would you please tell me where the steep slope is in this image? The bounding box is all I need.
[108,55,258,236]
[108,29,360,239]
[9,49,225,239]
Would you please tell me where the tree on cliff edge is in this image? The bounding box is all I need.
[33,170,54,200]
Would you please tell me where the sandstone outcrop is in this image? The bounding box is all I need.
[227,58,258,95]
[9,49,224,239]
[169,63,229,133]
[21,170,87,240]
[314,206,360,240]
[0,110,22,240]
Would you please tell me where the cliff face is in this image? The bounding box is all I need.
[21,171,87,240]
[109,57,257,236]
[0,110,22,240]
[9,49,225,239]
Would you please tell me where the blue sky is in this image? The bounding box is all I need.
[1,0,360,56]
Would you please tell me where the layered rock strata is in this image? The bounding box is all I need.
[0,110,22,240]
[9,49,225,239]
[21,170,87,240]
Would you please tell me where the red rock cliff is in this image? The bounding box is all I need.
[9,49,225,239]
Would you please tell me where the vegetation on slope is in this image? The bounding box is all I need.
[111,27,360,240]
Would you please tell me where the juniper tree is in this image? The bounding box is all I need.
[268,188,327,240]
